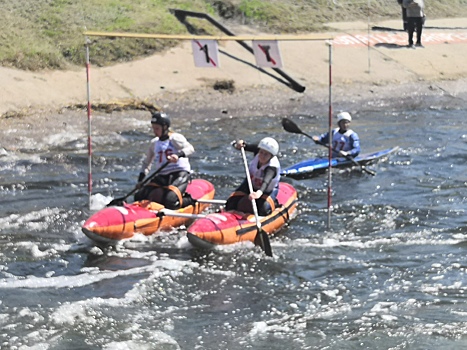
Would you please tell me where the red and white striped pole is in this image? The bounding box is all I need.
[85,38,93,209]
[327,41,333,229]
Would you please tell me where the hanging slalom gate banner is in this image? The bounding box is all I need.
[83,30,333,213]
[252,40,283,68]
[191,40,220,67]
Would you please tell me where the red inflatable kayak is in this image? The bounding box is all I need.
[82,179,215,245]
[187,182,298,250]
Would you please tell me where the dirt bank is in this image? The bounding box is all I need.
[1,18,467,139]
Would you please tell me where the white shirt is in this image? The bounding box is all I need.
[140,132,194,176]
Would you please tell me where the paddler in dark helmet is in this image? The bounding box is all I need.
[134,111,195,209]
[312,111,361,158]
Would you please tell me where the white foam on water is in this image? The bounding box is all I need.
[0,263,153,289]
[131,118,151,128]
[175,235,191,249]
[37,258,200,339]
[249,311,309,340]
[451,310,467,316]
[121,228,180,246]
[102,330,180,349]
[211,240,256,254]
[46,130,85,147]
[103,339,174,350]
[18,307,46,324]
[0,254,205,291]
[123,259,200,302]
[1,153,45,170]
[4,135,47,152]
[5,257,202,346]
[92,132,129,146]
[370,301,397,314]
[197,264,236,277]
[288,231,465,250]
[125,232,153,243]
[0,266,149,289]
[51,298,117,327]
[0,313,9,324]
[18,341,51,350]
[90,193,114,211]
[249,321,268,337]
[0,207,61,231]
[15,242,59,259]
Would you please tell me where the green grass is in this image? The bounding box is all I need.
[1,0,466,70]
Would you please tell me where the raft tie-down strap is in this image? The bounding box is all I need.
[228,191,247,198]
[167,185,183,209]
[261,194,276,212]
[147,183,184,209]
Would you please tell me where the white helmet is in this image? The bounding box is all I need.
[258,137,279,156]
[337,112,352,123]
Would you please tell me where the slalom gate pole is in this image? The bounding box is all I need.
[327,41,333,229]
[367,0,371,73]
[82,30,334,210]
[85,39,93,209]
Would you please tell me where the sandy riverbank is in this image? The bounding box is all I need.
[1,18,467,128]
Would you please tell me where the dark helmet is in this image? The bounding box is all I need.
[151,111,170,128]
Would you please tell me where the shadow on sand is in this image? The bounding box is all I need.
[374,43,409,49]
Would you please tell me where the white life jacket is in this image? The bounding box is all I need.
[331,128,356,152]
[154,136,191,175]
[249,154,281,193]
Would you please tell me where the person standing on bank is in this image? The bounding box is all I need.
[226,137,281,216]
[134,111,195,209]
[397,0,408,31]
[403,0,425,48]
[312,111,361,158]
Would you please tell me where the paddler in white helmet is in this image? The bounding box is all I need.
[312,111,361,158]
[226,137,281,216]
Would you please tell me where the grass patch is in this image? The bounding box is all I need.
[1,0,466,70]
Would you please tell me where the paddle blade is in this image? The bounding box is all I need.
[106,197,125,207]
[362,166,377,176]
[281,118,303,134]
[254,229,273,257]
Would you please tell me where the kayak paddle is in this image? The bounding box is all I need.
[106,161,170,207]
[281,118,376,176]
[240,146,273,257]
[281,117,314,139]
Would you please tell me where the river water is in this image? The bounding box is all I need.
[1,87,466,349]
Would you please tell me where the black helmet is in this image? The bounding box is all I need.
[151,112,170,128]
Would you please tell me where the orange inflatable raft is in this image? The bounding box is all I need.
[187,182,298,250]
[82,179,215,245]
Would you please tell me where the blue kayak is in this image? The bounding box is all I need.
[281,147,399,179]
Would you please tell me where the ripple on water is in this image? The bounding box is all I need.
[0,106,466,348]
